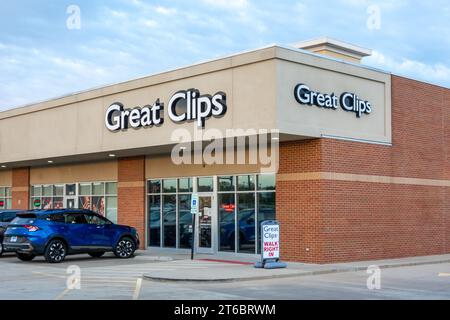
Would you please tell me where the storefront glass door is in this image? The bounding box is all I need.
[65,197,77,209]
[196,194,216,254]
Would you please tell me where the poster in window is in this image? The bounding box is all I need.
[53,197,64,209]
[42,197,53,209]
[79,196,91,210]
[92,196,105,216]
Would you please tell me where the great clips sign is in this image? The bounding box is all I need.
[105,89,227,131]
[294,83,372,118]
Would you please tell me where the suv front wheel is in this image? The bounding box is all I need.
[44,239,67,263]
[114,237,135,259]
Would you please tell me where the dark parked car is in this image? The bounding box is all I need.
[3,209,140,263]
[0,210,23,257]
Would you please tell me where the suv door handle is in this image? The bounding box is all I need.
[96,225,104,229]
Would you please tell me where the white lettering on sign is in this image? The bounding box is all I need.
[105,89,227,131]
[294,83,372,118]
[262,224,280,260]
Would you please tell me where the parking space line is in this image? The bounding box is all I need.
[438,273,450,277]
[133,278,143,300]
[32,271,67,279]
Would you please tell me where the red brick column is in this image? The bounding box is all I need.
[276,140,326,263]
[117,156,146,249]
[12,167,30,210]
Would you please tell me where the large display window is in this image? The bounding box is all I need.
[218,173,276,254]
[147,174,276,254]
[0,187,12,209]
[147,178,193,248]
[30,182,118,223]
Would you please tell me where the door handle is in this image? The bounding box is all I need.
[96,225,104,229]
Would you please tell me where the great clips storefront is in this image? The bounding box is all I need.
[0,39,449,264]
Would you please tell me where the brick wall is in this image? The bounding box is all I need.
[117,156,146,249]
[11,167,30,210]
[277,75,450,263]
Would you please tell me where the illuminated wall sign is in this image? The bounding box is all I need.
[105,89,227,131]
[294,84,372,118]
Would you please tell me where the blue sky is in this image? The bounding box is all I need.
[1,0,449,111]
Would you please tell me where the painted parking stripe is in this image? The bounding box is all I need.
[133,278,143,300]
[438,273,450,277]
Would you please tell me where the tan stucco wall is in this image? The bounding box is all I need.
[0,170,12,186]
[146,152,265,179]
[0,56,278,164]
[0,45,391,166]
[30,161,117,184]
[314,50,361,64]
[276,48,391,144]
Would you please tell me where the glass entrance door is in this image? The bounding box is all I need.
[65,197,77,209]
[196,194,216,254]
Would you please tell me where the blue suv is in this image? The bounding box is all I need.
[3,209,140,263]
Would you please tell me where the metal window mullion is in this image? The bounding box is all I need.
[234,176,238,253]
[176,193,179,249]
[160,189,163,248]
[254,174,258,255]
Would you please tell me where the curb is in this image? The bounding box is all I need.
[142,258,450,283]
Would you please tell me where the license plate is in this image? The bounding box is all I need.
[10,236,17,243]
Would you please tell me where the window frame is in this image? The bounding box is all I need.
[0,187,12,210]
[147,173,276,254]
[30,181,118,222]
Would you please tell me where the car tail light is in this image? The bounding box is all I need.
[24,225,40,232]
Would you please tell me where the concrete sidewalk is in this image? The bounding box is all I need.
[141,252,450,283]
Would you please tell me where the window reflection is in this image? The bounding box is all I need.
[219,193,236,252]
[148,195,161,247]
[237,193,255,253]
[198,177,214,192]
[178,194,192,249]
[163,195,177,248]
[146,174,276,253]
[237,175,255,191]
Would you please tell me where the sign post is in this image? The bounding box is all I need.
[255,220,287,269]
[190,194,199,260]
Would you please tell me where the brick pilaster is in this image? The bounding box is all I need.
[12,167,30,210]
[117,156,146,249]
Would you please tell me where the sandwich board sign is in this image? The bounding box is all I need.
[255,220,287,269]
[262,221,280,260]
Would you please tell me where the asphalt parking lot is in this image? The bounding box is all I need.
[1,251,449,300]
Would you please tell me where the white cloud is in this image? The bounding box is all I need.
[154,6,177,16]
[142,19,157,28]
[1,0,449,110]
[366,50,450,85]
[338,0,407,10]
[108,9,128,19]
[202,0,249,9]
